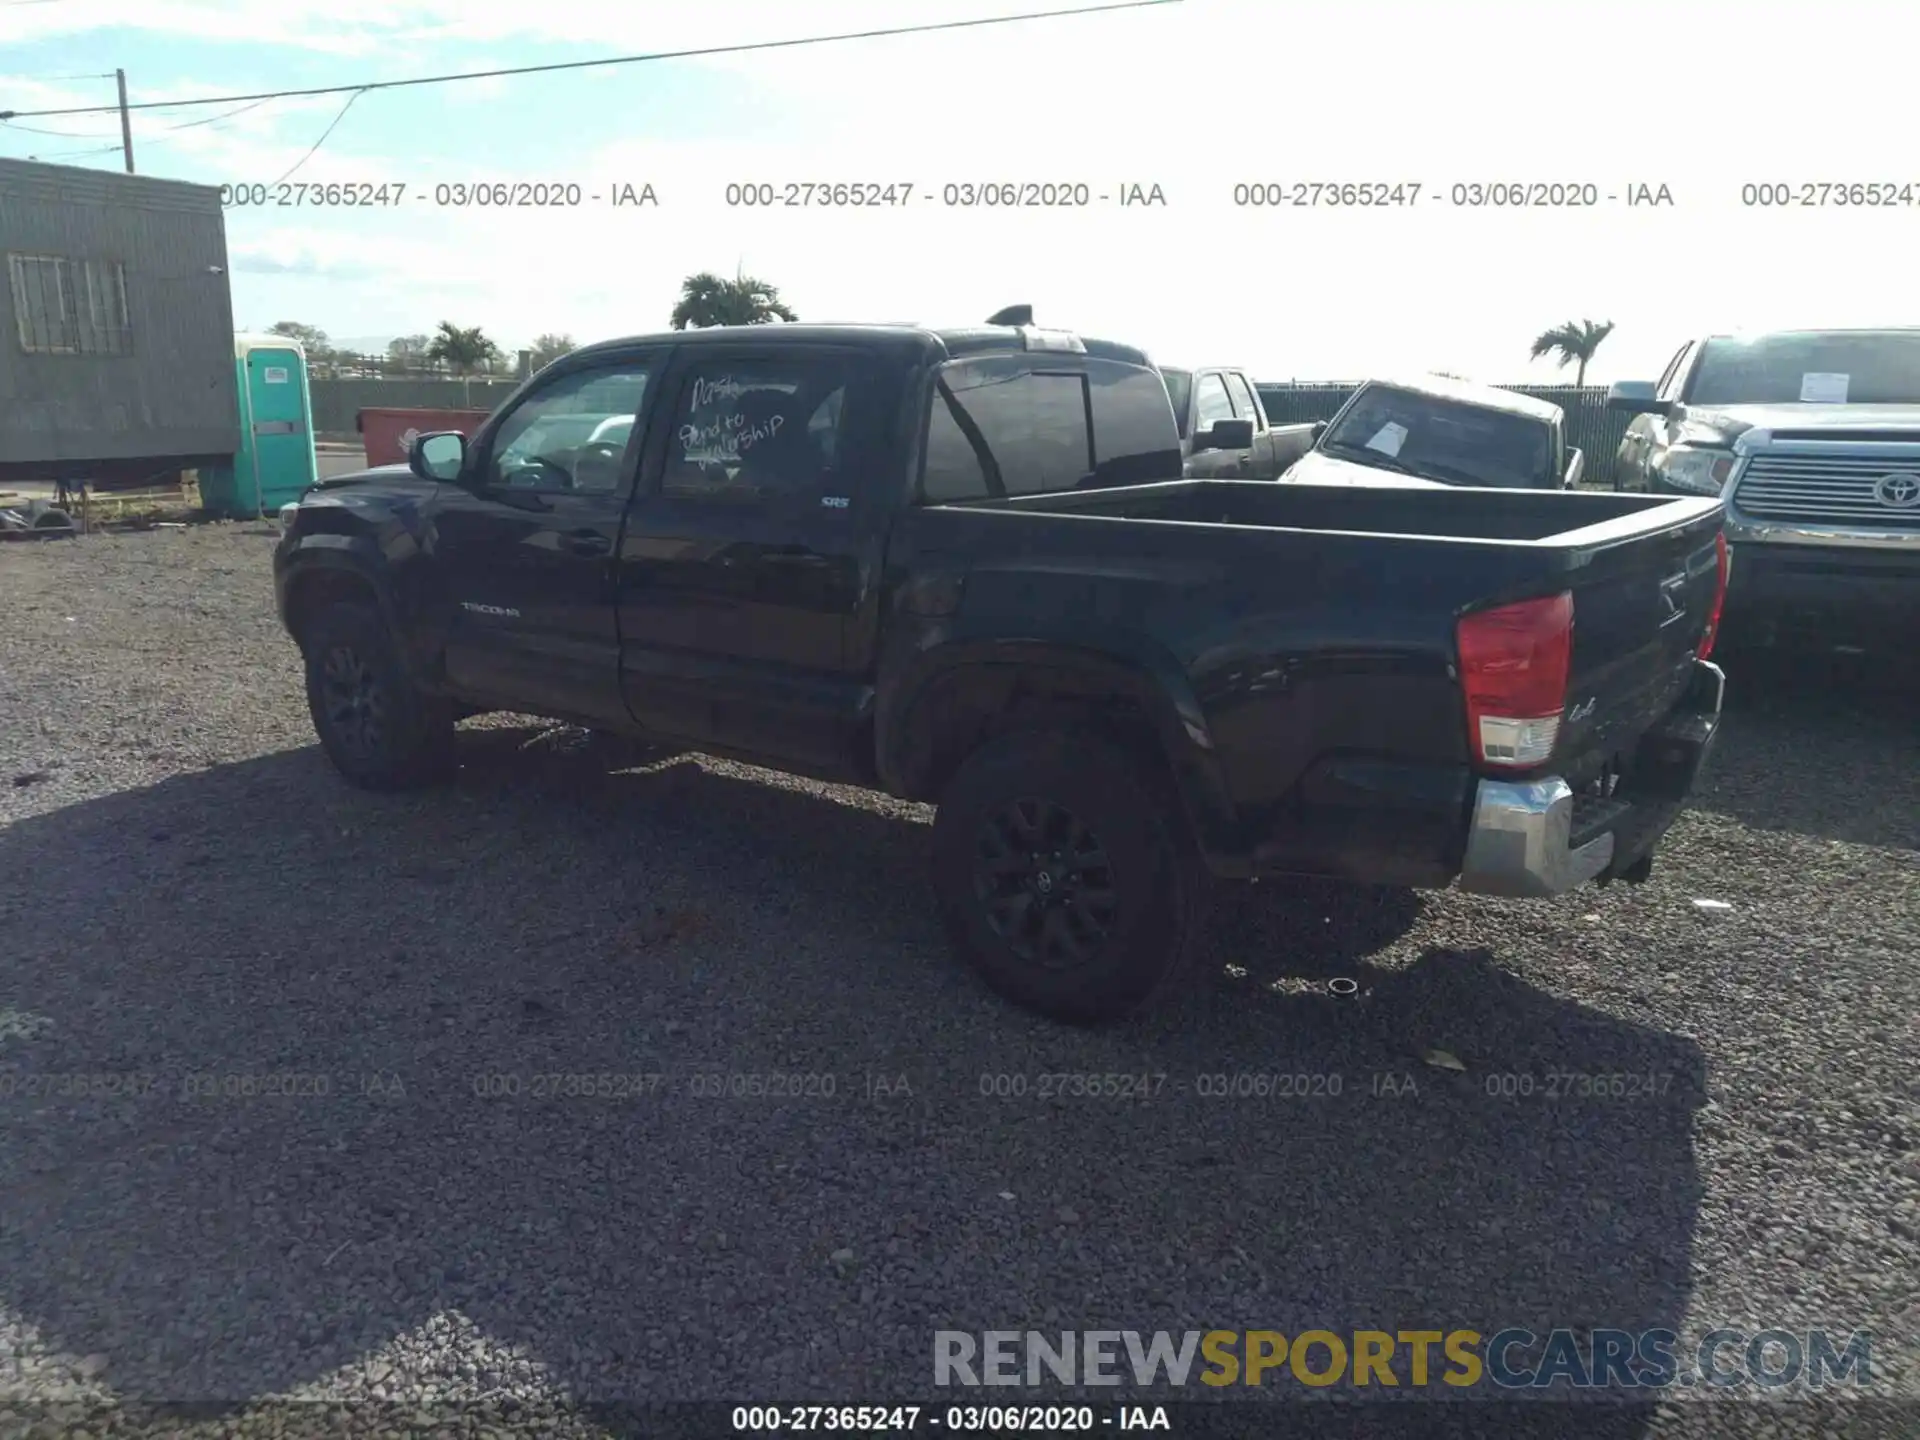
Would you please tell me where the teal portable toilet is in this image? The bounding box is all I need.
[199,334,318,519]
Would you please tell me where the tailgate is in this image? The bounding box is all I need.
[1552,501,1726,781]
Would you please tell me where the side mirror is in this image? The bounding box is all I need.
[1201,418,1255,451]
[1309,421,1327,443]
[1564,447,1585,488]
[411,431,467,482]
[1607,380,1671,416]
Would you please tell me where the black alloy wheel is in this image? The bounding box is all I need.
[972,796,1120,970]
[319,642,388,763]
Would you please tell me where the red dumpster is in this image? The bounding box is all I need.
[358,407,494,467]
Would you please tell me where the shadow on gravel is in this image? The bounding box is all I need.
[0,725,1704,1425]
[1702,645,1919,850]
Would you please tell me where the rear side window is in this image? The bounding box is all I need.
[921,356,1179,501]
[1195,373,1235,428]
[1223,372,1259,421]
[660,352,862,501]
[923,362,1091,500]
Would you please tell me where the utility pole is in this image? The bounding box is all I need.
[115,69,134,174]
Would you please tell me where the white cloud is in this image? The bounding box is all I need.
[9,0,1920,378]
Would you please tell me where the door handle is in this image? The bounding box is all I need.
[564,530,611,556]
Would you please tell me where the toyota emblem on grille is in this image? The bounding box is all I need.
[1874,472,1920,508]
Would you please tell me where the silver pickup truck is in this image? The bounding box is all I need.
[1609,328,1920,651]
[1158,365,1320,479]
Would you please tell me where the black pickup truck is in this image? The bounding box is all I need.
[275,320,1729,1024]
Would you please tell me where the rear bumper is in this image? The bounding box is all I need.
[1457,659,1725,898]
[1457,777,1617,898]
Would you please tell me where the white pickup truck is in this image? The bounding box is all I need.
[1158,365,1322,479]
[1281,375,1582,490]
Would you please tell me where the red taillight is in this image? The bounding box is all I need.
[1697,531,1730,660]
[1457,591,1574,768]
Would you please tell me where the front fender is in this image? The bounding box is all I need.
[275,525,446,687]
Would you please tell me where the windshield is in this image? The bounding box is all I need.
[1159,368,1193,437]
[1320,384,1554,488]
[1686,332,1920,406]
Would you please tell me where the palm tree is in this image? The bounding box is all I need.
[1529,319,1616,388]
[670,270,797,330]
[426,321,503,404]
[530,333,577,371]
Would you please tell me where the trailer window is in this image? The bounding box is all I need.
[7,253,130,355]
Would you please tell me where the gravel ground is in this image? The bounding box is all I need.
[0,522,1914,1439]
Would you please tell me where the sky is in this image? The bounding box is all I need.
[2,0,1917,385]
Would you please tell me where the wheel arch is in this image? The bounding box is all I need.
[877,639,1239,860]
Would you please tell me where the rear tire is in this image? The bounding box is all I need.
[300,601,455,790]
[931,728,1208,1024]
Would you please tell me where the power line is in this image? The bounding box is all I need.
[1,117,98,136]
[3,95,290,151]
[0,74,120,136]
[161,96,275,131]
[269,87,364,184]
[0,1,1179,119]
[23,143,119,160]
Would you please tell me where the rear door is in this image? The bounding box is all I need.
[1221,371,1276,475]
[615,342,895,772]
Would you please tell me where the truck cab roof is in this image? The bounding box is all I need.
[565,323,1155,369]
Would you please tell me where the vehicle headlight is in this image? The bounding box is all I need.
[278,501,301,530]
[1656,446,1735,495]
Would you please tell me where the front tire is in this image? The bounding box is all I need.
[931,728,1207,1024]
[300,601,455,790]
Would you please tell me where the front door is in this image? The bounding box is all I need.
[1186,370,1246,478]
[616,343,887,772]
[435,353,657,726]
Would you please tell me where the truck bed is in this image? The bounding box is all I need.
[896,479,1725,881]
[954,477,1702,544]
